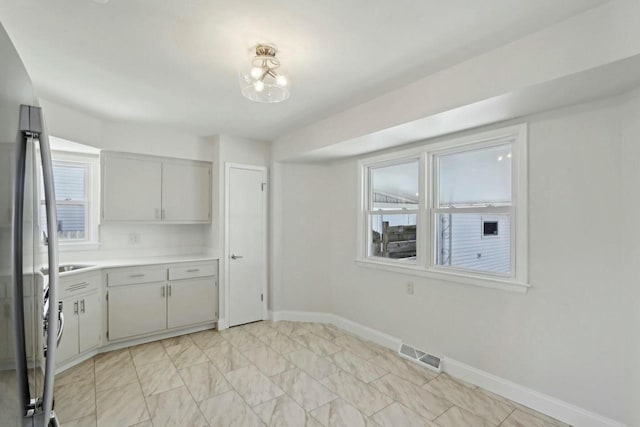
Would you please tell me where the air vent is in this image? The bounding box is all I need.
[398,343,441,372]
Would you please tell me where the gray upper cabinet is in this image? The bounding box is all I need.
[101,151,212,224]
[102,153,163,221]
[162,161,211,222]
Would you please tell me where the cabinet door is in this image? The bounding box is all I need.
[167,277,217,329]
[162,162,211,222]
[78,292,100,353]
[102,154,162,221]
[108,282,167,341]
[57,297,79,365]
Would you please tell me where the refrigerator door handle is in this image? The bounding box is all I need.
[11,106,30,415]
[38,123,60,426]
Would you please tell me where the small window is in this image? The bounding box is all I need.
[39,140,100,246]
[434,143,513,276]
[366,159,419,262]
[483,220,499,237]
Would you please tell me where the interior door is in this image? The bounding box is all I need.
[228,165,266,327]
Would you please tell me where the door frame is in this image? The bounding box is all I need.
[224,162,268,327]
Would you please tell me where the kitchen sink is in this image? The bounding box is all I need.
[41,264,95,275]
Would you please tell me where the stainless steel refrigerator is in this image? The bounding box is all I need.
[1,22,62,427]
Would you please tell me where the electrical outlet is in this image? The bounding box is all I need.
[406,281,414,295]
[128,233,140,244]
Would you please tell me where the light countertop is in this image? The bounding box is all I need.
[53,254,218,278]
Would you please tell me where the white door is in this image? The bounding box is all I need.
[102,154,162,221]
[162,162,211,222]
[227,165,266,327]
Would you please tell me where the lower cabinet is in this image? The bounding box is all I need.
[79,293,101,353]
[106,262,218,342]
[58,292,101,365]
[168,277,218,329]
[107,282,167,341]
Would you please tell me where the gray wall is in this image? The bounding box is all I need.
[272,88,640,425]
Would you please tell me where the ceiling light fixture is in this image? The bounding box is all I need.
[239,44,290,103]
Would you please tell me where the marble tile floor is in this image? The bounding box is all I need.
[53,320,570,427]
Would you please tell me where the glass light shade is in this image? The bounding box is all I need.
[239,70,290,103]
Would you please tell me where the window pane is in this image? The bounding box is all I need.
[438,144,511,207]
[40,204,86,241]
[369,214,417,261]
[436,213,510,274]
[53,163,86,201]
[370,160,419,210]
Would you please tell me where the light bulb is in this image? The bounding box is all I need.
[254,80,265,92]
[250,67,263,79]
[276,75,288,87]
[507,153,512,158]
[498,156,503,161]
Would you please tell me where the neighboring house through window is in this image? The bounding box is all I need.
[358,125,528,291]
[40,137,100,247]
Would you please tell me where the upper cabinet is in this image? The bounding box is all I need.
[101,151,212,224]
[162,162,211,222]
[102,153,163,221]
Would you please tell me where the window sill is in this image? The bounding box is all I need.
[354,259,529,294]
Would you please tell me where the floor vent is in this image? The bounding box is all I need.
[398,343,442,373]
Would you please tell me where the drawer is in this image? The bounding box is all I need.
[107,267,167,287]
[59,272,100,299]
[168,263,216,281]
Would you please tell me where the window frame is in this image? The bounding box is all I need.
[357,124,528,293]
[39,150,100,249]
[365,156,423,265]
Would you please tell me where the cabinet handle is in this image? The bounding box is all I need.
[186,269,199,273]
[162,286,165,298]
[155,208,160,219]
[161,209,166,220]
[168,284,172,297]
[130,274,145,278]
[73,301,78,315]
[80,299,85,313]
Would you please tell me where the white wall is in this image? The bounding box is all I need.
[618,90,640,426]
[271,163,333,313]
[208,134,271,325]
[273,90,640,425]
[273,0,640,162]
[40,99,215,262]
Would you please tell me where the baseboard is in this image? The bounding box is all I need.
[270,310,626,427]
[217,317,230,330]
[270,310,401,351]
[444,358,626,427]
[55,321,217,375]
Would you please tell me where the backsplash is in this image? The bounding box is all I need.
[58,223,211,263]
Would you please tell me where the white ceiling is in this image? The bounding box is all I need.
[0,0,607,140]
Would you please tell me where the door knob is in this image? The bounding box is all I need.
[230,254,244,260]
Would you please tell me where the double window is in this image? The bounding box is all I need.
[359,125,528,290]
